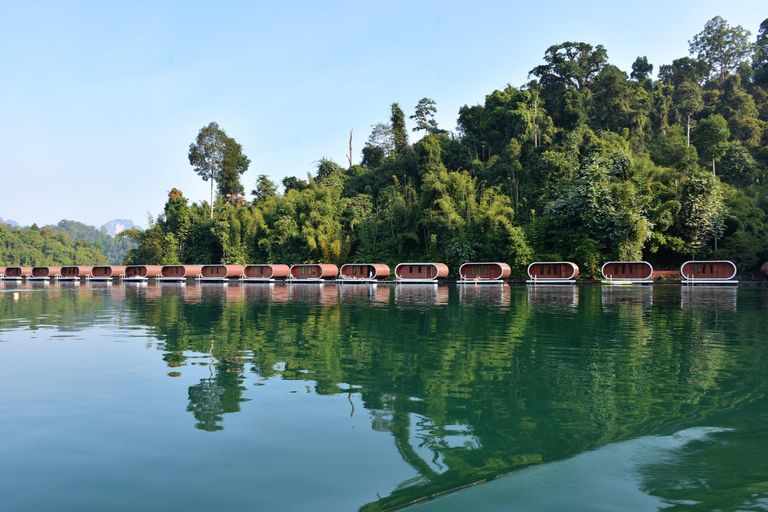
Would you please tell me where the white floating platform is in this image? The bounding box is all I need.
[242,278,276,283]
[457,279,505,285]
[682,279,739,285]
[336,278,378,284]
[526,279,576,285]
[600,280,653,285]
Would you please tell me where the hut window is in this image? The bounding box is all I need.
[418,266,422,274]
[629,265,633,274]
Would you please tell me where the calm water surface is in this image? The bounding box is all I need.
[0,281,766,511]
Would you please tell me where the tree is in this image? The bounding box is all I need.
[189,122,228,221]
[692,114,730,174]
[678,170,726,254]
[752,18,768,85]
[631,56,653,88]
[391,103,408,154]
[251,175,278,205]
[672,80,703,146]
[689,16,753,82]
[530,41,608,90]
[218,135,251,197]
[410,98,438,133]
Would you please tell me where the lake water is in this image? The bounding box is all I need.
[0,281,767,511]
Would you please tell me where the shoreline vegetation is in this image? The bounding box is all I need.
[4,17,768,279]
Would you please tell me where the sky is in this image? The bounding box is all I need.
[0,0,765,228]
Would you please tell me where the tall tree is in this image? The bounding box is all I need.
[752,18,768,86]
[672,80,703,146]
[410,98,438,133]
[689,16,753,82]
[218,135,251,198]
[692,114,731,174]
[391,103,408,154]
[188,122,228,221]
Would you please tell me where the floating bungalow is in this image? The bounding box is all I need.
[289,264,339,282]
[243,264,290,282]
[91,265,126,281]
[680,260,738,284]
[458,262,511,284]
[30,266,62,281]
[600,261,654,284]
[161,265,202,282]
[199,264,244,282]
[59,266,93,281]
[124,265,164,282]
[3,266,32,280]
[394,263,449,283]
[338,263,390,283]
[761,262,768,279]
[526,262,579,284]
[0,267,4,277]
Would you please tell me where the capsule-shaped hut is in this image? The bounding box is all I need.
[242,264,290,282]
[526,262,579,284]
[289,264,338,282]
[394,263,449,283]
[161,265,202,282]
[199,264,244,282]
[3,266,33,280]
[30,266,62,281]
[124,265,164,282]
[59,266,93,281]
[90,265,126,281]
[458,262,511,284]
[601,261,654,284]
[762,262,768,279]
[339,263,391,283]
[680,260,738,284]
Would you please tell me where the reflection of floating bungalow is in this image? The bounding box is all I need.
[601,261,654,284]
[680,260,738,285]
[601,285,653,311]
[243,264,290,282]
[526,262,579,284]
[30,266,62,281]
[459,284,511,306]
[761,262,768,279]
[339,263,390,283]
[458,262,511,284]
[124,265,164,282]
[681,286,737,311]
[289,264,339,282]
[2,266,32,280]
[527,285,579,310]
[289,283,339,303]
[91,265,126,281]
[198,264,244,282]
[59,266,93,281]
[394,263,449,283]
[395,283,449,306]
[161,265,202,282]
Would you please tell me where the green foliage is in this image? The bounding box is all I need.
[43,219,136,264]
[0,223,109,266]
[121,19,768,277]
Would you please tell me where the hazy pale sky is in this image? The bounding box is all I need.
[1,1,764,228]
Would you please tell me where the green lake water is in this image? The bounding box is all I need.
[0,281,767,511]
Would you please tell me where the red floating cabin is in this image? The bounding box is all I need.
[3,266,33,280]
[289,264,338,282]
[31,266,62,280]
[124,265,164,281]
[243,264,290,282]
[199,264,244,282]
[339,263,390,282]
[680,260,738,284]
[59,266,93,281]
[161,265,202,282]
[601,261,654,283]
[762,262,768,279]
[458,262,511,284]
[527,262,579,284]
[394,263,449,283]
[91,265,126,281]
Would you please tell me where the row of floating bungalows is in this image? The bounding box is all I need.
[1,260,762,284]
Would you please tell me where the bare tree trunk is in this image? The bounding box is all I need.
[210,177,215,221]
[686,114,691,147]
[347,129,353,168]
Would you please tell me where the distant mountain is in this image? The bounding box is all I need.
[0,217,20,227]
[44,220,137,265]
[100,219,137,236]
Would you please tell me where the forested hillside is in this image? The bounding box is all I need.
[0,222,109,266]
[120,17,768,277]
[44,220,136,264]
